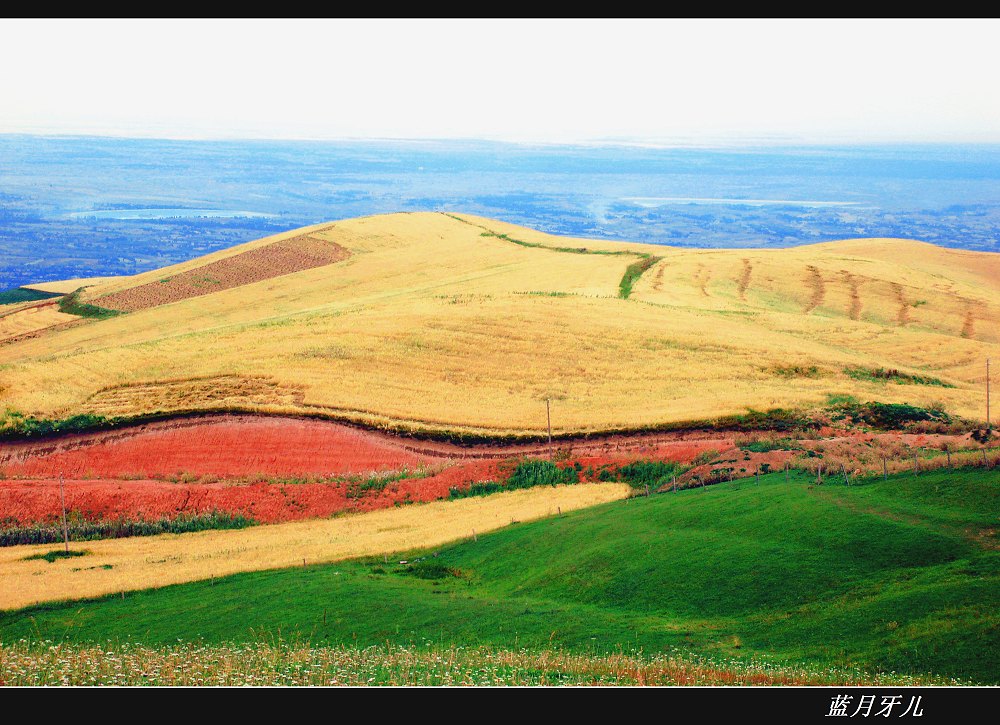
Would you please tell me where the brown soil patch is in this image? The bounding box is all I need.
[95,230,350,312]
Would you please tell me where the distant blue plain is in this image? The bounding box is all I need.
[2,135,999,289]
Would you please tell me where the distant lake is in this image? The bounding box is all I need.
[68,209,273,220]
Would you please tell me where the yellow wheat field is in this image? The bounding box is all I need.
[1,212,998,434]
[0,483,630,611]
[22,276,123,295]
[0,305,77,343]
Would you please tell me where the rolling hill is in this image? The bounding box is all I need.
[1,212,997,437]
[4,469,997,683]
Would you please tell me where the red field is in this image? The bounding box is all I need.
[0,413,978,529]
[0,416,440,479]
[0,459,505,525]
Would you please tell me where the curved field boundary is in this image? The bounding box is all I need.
[93,229,350,312]
[442,213,661,300]
[0,483,630,611]
[0,413,733,478]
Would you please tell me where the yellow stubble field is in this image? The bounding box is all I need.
[1,211,997,435]
[0,483,630,610]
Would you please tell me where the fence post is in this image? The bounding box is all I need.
[841,463,850,486]
[882,456,888,481]
[59,471,69,554]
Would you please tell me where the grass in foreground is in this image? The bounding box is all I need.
[2,469,996,683]
[0,641,959,686]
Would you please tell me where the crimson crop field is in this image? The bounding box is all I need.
[0,413,986,536]
[0,415,440,479]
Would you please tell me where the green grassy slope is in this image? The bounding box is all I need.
[0,288,61,306]
[3,469,997,683]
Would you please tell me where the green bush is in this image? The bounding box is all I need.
[508,459,579,488]
[612,460,681,489]
[738,438,803,453]
[845,367,953,388]
[449,459,578,500]
[22,549,87,563]
[403,561,463,580]
[0,411,114,439]
[832,401,948,430]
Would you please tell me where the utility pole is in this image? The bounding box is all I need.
[988,358,992,430]
[546,398,552,455]
[59,471,69,554]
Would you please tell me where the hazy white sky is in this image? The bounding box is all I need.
[1,19,997,144]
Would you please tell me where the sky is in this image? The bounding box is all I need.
[1,18,998,145]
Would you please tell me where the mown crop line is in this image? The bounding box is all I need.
[442,212,664,300]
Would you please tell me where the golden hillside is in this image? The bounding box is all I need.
[1,211,997,435]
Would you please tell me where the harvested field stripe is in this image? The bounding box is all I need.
[891,282,912,326]
[0,483,630,611]
[804,265,825,313]
[841,270,863,321]
[737,258,752,299]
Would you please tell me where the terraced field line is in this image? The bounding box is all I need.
[0,483,630,611]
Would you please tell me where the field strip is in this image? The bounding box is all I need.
[0,483,630,611]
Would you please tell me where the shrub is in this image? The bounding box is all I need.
[449,459,578,500]
[845,367,953,388]
[613,460,682,489]
[22,549,87,563]
[737,437,803,453]
[507,459,579,489]
[831,401,948,430]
